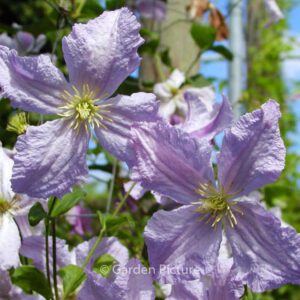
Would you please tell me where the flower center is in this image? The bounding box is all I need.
[193,183,241,228]
[0,197,12,215]
[59,85,112,131]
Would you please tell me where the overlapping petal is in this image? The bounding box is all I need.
[0,214,20,269]
[20,235,75,273]
[78,270,124,300]
[0,46,68,114]
[94,93,159,166]
[0,142,14,201]
[126,259,155,299]
[225,199,300,292]
[144,205,222,283]
[181,91,232,140]
[62,8,143,99]
[218,100,285,196]
[131,121,214,204]
[12,119,89,198]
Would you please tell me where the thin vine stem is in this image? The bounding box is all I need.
[81,213,106,269]
[45,198,56,300]
[113,182,137,216]
[106,157,118,213]
[52,218,59,300]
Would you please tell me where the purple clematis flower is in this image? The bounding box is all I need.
[131,100,300,292]
[0,31,46,55]
[0,8,159,199]
[0,142,42,270]
[137,0,167,22]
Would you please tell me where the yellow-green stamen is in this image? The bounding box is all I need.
[58,84,113,131]
[7,112,28,135]
[0,197,12,215]
[193,183,242,228]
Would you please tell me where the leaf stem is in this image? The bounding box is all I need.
[113,182,137,216]
[106,158,118,213]
[81,212,107,269]
[52,218,59,300]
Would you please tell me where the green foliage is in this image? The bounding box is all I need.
[58,264,86,299]
[11,266,53,299]
[190,23,216,50]
[50,188,86,218]
[209,45,233,60]
[28,202,47,226]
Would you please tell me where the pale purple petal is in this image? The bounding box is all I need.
[0,46,69,114]
[137,0,167,22]
[62,8,143,99]
[0,269,12,297]
[265,0,284,26]
[94,93,159,166]
[124,181,146,200]
[15,32,34,53]
[0,33,16,49]
[75,237,129,270]
[32,34,47,53]
[126,259,155,300]
[145,205,222,283]
[167,280,205,300]
[12,119,89,198]
[218,100,285,196]
[78,270,125,300]
[225,199,300,292]
[0,214,20,269]
[181,92,232,140]
[14,214,44,238]
[20,235,75,273]
[131,122,214,205]
[0,143,14,202]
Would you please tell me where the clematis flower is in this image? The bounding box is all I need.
[136,0,167,22]
[0,269,42,300]
[21,235,154,299]
[153,69,186,120]
[0,8,159,199]
[153,69,232,136]
[264,0,284,27]
[131,100,300,292]
[0,31,46,55]
[0,143,41,270]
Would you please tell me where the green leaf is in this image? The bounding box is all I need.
[190,23,216,50]
[28,202,47,226]
[11,266,52,300]
[187,74,212,88]
[93,254,116,277]
[59,265,86,299]
[209,45,233,60]
[50,188,85,218]
[139,29,160,55]
[106,0,126,10]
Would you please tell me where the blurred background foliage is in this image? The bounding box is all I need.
[0,0,300,299]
